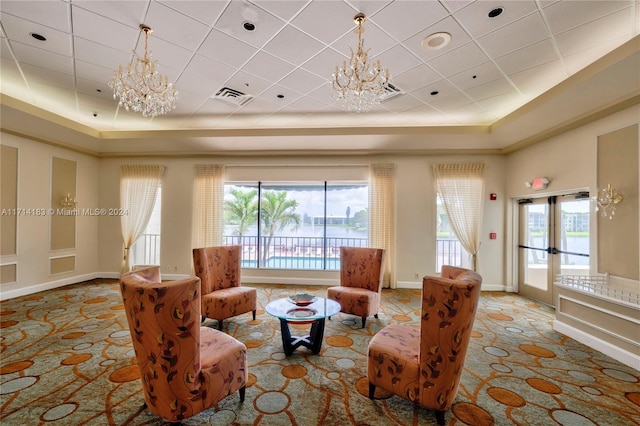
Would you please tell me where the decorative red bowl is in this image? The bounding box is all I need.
[286,294,318,306]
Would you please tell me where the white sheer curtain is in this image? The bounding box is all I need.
[192,164,225,249]
[433,163,485,272]
[370,163,396,288]
[120,165,165,274]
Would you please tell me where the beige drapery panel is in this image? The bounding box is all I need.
[120,165,165,274]
[369,163,396,289]
[192,164,225,249]
[433,163,485,272]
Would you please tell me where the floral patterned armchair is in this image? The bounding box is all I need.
[367,265,482,425]
[119,266,248,422]
[193,245,257,330]
[327,246,386,328]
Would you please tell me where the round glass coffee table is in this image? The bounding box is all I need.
[265,296,341,356]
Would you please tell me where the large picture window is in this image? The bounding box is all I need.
[223,182,368,270]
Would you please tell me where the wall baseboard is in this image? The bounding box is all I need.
[1,273,507,300]
[553,320,640,371]
[0,272,100,301]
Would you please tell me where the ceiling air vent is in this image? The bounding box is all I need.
[212,87,254,107]
[380,83,404,102]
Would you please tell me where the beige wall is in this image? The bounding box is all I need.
[98,154,506,289]
[1,104,637,298]
[0,133,99,298]
[505,104,640,287]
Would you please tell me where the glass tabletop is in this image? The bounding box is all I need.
[265,297,341,321]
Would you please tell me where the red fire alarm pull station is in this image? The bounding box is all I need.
[490,193,497,200]
[490,232,497,240]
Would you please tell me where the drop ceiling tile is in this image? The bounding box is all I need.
[75,77,113,100]
[427,41,491,78]
[440,0,475,14]
[198,29,258,68]
[553,8,635,57]
[464,77,515,102]
[144,2,211,51]
[477,11,550,58]
[452,0,538,38]
[279,95,332,113]
[0,0,70,33]
[379,93,425,112]
[392,64,441,92]
[242,51,295,83]
[214,1,286,49]
[370,0,450,42]
[159,0,228,26]
[71,6,139,51]
[73,37,131,70]
[561,38,628,75]
[428,90,473,111]
[259,84,302,107]
[374,44,421,76]
[10,41,73,75]
[75,60,118,88]
[176,70,232,98]
[302,46,348,80]
[508,58,566,90]
[183,54,237,84]
[411,78,460,101]
[168,89,210,115]
[494,38,559,75]
[197,97,239,115]
[235,95,279,113]
[20,63,74,89]
[1,14,72,56]
[278,68,326,95]
[262,25,325,66]
[332,20,399,59]
[403,17,473,62]
[71,1,147,29]
[542,0,633,34]
[291,1,356,44]
[224,71,273,98]
[135,37,192,75]
[448,61,505,91]
[249,0,310,22]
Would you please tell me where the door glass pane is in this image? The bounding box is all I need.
[522,203,548,290]
[559,199,590,275]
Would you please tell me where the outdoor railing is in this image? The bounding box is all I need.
[138,233,464,272]
[133,233,161,266]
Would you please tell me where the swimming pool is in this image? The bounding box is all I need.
[242,256,339,270]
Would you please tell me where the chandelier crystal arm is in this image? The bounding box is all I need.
[330,13,390,113]
[109,24,178,117]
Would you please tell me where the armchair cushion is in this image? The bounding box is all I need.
[326,246,386,328]
[120,266,247,422]
[367,266,482,425]
[193,245,257,329]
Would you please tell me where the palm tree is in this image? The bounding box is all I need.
[224,188,258,243]
[260,191,301,264]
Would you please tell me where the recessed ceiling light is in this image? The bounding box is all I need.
[30,32,46,41]
[277,94,284,99]
[243,21,255,31]
[421,32,451,51]
[488,7,504,18]
[430,91,439,96]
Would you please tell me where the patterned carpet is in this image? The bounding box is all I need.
[1,279,639,425]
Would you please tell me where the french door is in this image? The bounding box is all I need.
[518,194,590,306]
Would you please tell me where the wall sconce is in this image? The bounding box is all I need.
[524,177,549,191]
[592,183,623,220]
[60,193,77,209]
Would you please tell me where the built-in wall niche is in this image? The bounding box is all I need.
[1,145,18,256]
[51,157,77,251]
[596,123,639,280]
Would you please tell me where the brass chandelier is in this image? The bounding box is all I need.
[109,24,178,118]
[331,13,390,113]
[592,183,623,220]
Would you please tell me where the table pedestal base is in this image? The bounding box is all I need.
[279,318,326,356]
